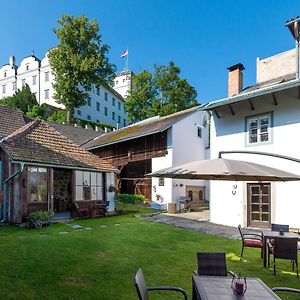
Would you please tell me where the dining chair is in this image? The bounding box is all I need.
[238,225,263,260]
[134,268,187,300]
[267,237,298,277]
[195,252,235,277]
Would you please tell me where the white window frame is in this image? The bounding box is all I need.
[44,89,49,100]
[45,71,49,82]
[2,84,6,94]
[32,75,37,85]
[246,113,272,146]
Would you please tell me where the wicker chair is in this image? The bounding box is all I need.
[267,237,298,277]
[238,225,263,260]
[134,268,187,300]
[195,252,235,277]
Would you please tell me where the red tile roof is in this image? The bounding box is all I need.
[0,106,31,138]
[1,119,116,172]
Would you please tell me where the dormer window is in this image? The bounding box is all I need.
[26,64,29,71]
[4,71,7,78]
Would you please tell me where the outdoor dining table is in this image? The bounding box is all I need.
[261,230,299,268]
[192,275,281,300]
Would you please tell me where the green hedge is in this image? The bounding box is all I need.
[117,194,145,204]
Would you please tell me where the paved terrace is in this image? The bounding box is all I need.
[138,212,261,240]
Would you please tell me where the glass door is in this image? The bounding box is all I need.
[247,183,271,228]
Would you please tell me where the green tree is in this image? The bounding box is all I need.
[124,71,157,123]
[2,84,38,113]
[153,61,198,116]
[26,104,47,119]
[48,15,116,122]
[125,61,198,122]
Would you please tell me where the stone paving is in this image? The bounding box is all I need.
[138,213,261,240]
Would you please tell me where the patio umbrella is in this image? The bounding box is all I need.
[147,158,300,181]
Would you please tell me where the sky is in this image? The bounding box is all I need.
[1,0,300,104]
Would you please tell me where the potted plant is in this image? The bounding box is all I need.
[27,210,54,229]
[108,184,115,192]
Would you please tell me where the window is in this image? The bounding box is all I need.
[75,171,103,201]
[96,87,100,96]
[197,127,202,138]
[116,80,118,84]
[96,102,100,111]
[246,113,272,145]
[45,71,49,82]
[26,64,29,71]
[112,97,115,106]
[118,116,121,124]
[123,119,126,127]
[112,112,115,120]
[12,82,16,91]
[104,107,108,116]
[44,89,49,100]
[27,167,47,202]
[32,75,37,85]
[87,115,91,121]
[21,79,26,87]
[159,177,164,186]
[77,110,81,116]
[105,92,108,101]
[4,71,7,78]
[118,102,121,110]
[2,84,6,94]
[87,98,91,106]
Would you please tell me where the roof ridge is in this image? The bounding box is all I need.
[3,119,40,141]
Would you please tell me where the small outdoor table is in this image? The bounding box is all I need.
[192,275,280,300]
[262,230,299,268]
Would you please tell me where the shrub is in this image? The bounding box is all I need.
[117,194,145,205]
[28,210,54,227]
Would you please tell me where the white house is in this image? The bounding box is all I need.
[84,106,210,212]
[203,19,300,229]
[0,53,128,128]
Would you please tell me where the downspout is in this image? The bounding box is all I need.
[2,162,25,223]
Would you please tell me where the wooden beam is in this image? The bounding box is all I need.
[249,99,255,111]
[213,109,221,118]
[228,104,235,115]
[272,93,278,106]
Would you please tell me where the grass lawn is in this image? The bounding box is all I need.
[0,207,299,299]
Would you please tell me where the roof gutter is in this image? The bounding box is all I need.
[203,78,300,110]
[10,160,118,174]
[2,162,25,222]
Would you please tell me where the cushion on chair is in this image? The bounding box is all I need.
[244,239,262,247]
[79,207,89,212]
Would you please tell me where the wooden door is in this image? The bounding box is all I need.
[247,183,271,228]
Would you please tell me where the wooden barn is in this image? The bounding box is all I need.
[84,107,210,211]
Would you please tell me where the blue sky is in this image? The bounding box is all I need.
[1,0,300,104]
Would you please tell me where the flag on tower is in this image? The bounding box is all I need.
[121,49,128,58]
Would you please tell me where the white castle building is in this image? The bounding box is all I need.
[0,53,129,128]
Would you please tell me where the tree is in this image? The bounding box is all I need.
[2,84,38,113]
[124,71,157,123]
[153,61,198,116]
[48,15,116,122]
[125,61,198,123]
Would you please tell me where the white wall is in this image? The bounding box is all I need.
[150,110,210,211]
[209,87,300,228]
[151,133,173,207]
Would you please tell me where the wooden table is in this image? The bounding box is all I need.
[192,275,280,300]
[262,230,299,268]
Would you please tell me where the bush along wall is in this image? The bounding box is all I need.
[117,194,145,205]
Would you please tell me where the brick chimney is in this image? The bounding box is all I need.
[227,63,245,97]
